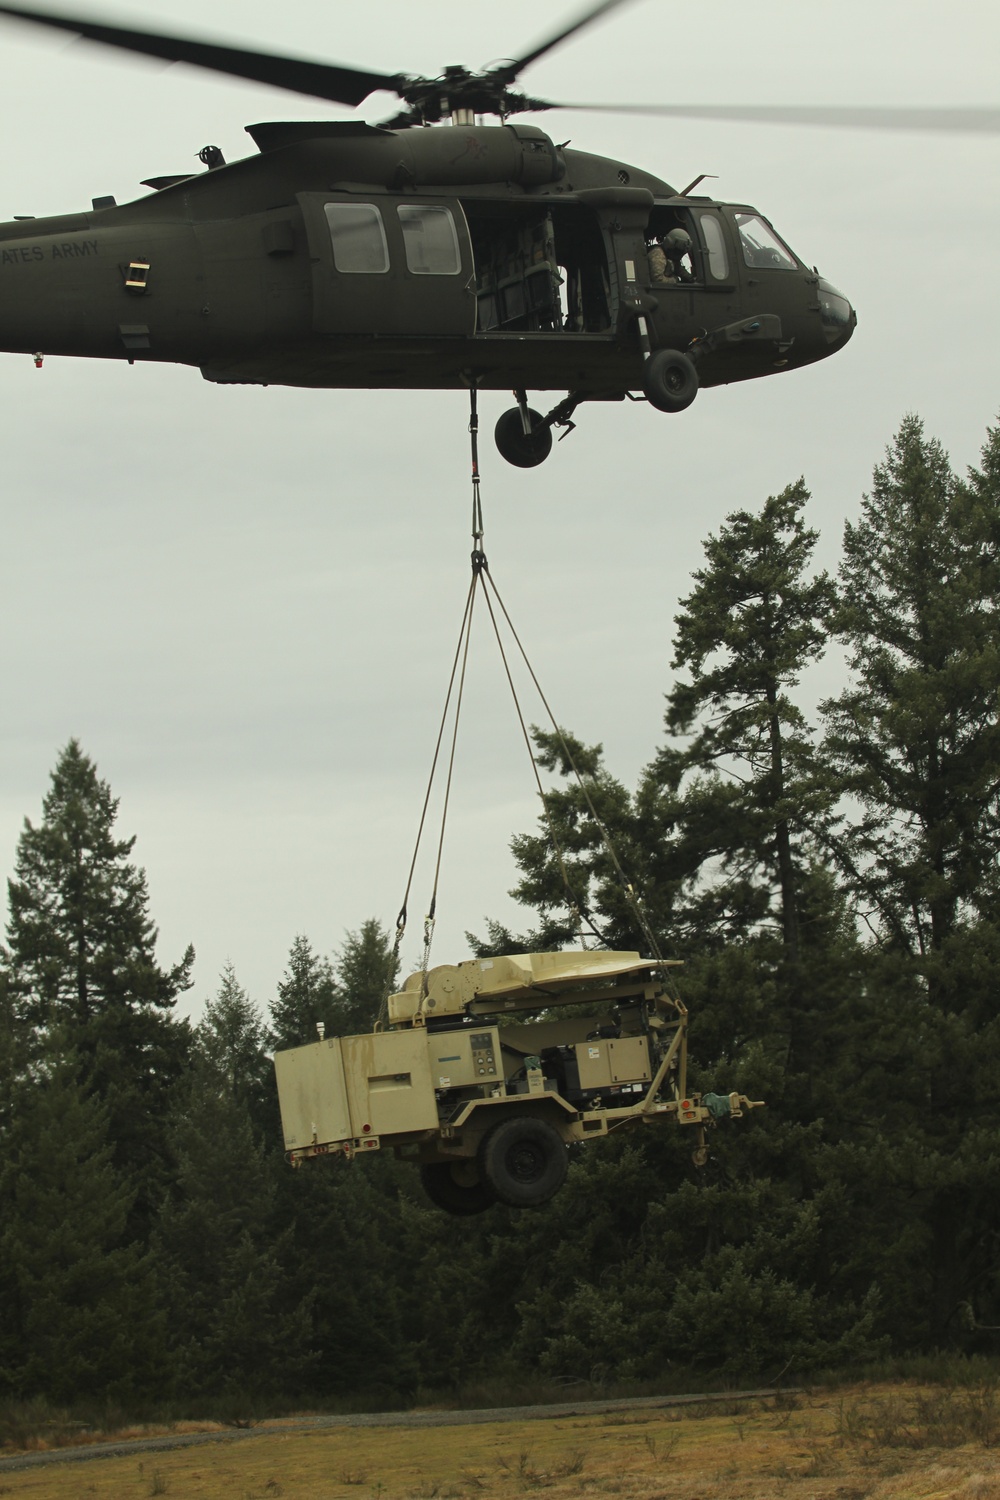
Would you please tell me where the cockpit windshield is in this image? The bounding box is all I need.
[735,213,799,271]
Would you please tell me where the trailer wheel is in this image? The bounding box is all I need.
[419,1160,497,1216]
[642,350,699,412]
[479,1115,568,1208]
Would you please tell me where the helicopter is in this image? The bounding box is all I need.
[0,0,871,464]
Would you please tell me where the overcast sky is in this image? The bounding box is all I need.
[1,0,998,1023]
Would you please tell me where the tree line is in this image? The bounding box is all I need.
[2,412,999,1412]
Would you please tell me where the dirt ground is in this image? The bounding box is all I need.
[2,1384,1000,1500]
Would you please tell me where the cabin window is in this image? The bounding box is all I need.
[325,202,389,274]
[697,212,730,280]
[398,205,462,275]
[735,213,798,271]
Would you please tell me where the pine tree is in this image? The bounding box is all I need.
[823,416,1000,958]
[200,962,272,1137]
[656,479,837,960]
[269,935,338,1051]
[4,740,194,1027]
[154,966,315,1404]
[272,1156,421,1400]
[482,485,838,967]
[333,919,398,1035]
[1,741,194,1236]
[0,1045,160,1402]
[819,415,1000,1343]
[269,924,392,1048]
[0,972,23,1391]
[473,728,681,954]
[462,482,888,1377]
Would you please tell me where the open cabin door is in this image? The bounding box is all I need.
[298,193,477,338]
[467,199,615,336]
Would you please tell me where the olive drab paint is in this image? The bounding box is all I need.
[0,1,857,466]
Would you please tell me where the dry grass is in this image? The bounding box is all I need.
[0,1413,228,1456]
[3,1383,1000,1500]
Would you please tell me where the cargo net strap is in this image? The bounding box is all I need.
[376,388,667,1029]
[477,562,668,970]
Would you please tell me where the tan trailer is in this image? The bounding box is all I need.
[273,949,761,1213]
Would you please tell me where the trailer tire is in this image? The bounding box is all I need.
[419,1160,497,1216]
[479,1115,568,1208]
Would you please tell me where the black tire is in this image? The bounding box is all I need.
[419,1160,497,1216]
[479,1115,569,1208]
[494,407,554,468]
[642,349,699,413]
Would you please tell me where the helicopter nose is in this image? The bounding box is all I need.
[818,279,855,344]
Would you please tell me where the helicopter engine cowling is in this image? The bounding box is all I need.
[303,123,565,190]
[384,123,565,189]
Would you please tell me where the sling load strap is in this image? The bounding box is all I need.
[376,571,477,1029]
[410,557,601,997]
[375,905,407,1032]
[382,386,670,1025]
[479,564,673,981]
[419,562,479,998]
[469,384,485,570]
[477,565,602,951]
[379,386,487,1024]
[465,388,595,948]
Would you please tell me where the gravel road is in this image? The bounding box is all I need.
[0,1387,797,1474]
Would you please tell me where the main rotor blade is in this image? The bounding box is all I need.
[536,101,1000,133]
[0,3,404,107]
[495,0,635,85]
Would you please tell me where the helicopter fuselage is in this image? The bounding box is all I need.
[0,122,854,401]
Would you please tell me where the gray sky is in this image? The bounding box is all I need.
[1,0,998,1022]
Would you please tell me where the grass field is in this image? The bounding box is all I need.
[3,1385,1000,1500]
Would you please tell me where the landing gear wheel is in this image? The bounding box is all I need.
[494,407,554,468]
[479,1115,568,1208]
[642,350,699,413]
[419,1160,497,1216]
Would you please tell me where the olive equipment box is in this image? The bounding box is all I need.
[273,949,761,1213]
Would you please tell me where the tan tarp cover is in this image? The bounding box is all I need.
[388,949,678,1023]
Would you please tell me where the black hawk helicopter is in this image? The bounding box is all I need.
[3,0,976,465]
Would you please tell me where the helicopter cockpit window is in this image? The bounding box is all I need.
[697,213,729,280]
[735,213,798,271]
[398,205,462,275]
[324,202,389,274]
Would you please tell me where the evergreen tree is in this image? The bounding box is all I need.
[3,741,194,1027]
[475,729,680,953]
[1,741,194,1236]
[269,934,338,1050]
[333,918,398,1035]
[823,416,1000,957]
[154,1075,314,1402]
[477,487,837,965]
[0,973,22,1391]
[269,923,394,1045]
[273,1156,422,1400]
[200,962,272,1137]
[656,479,837,959]
[154,965,314,1403]
[818,415,1000,1343]
[461,479,888,1379]
[0,1045,159,1402]
[482,484,845,1103]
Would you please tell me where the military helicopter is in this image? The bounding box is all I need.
[0,0,923,467]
